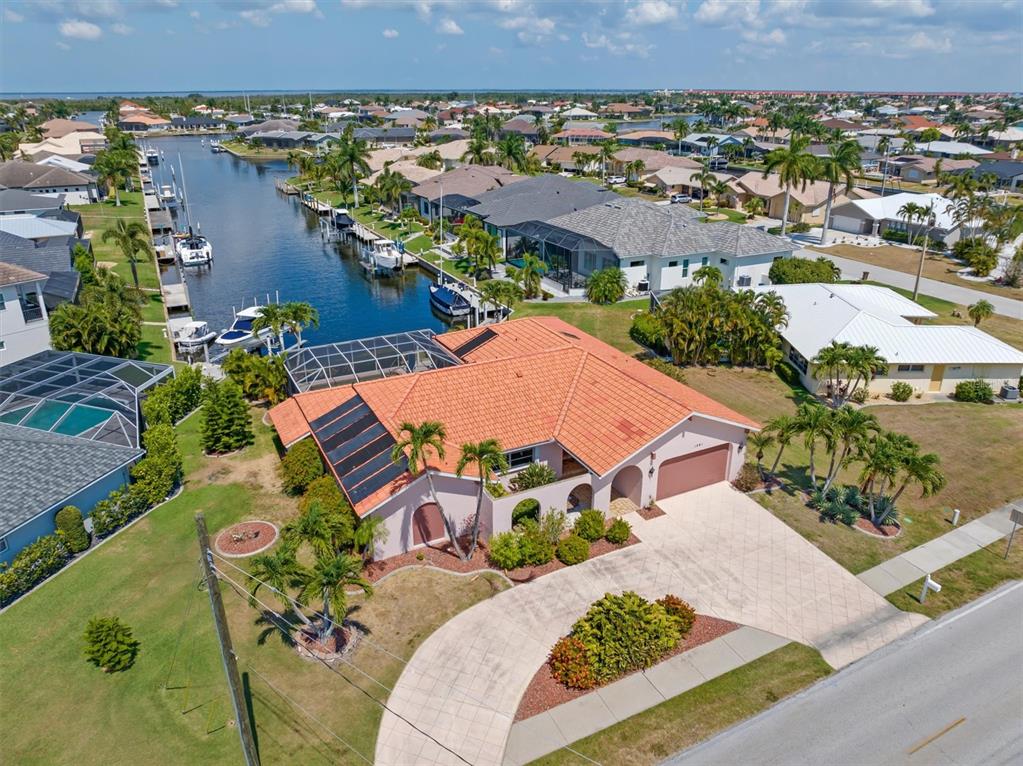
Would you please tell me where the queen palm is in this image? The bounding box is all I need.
[101,219,151,288]
[898,201,923,247]
[695,161,717,212]
[817,139,862,245]
[747,431,774,480]
[282,502,337,560]
[890,451,945,507]
[94,150,129,206]
[846,345,887,400]
[298,552,372,644]
[598,139,618,183]
[766,415,798,476]
[281,301,319,347]
[248,544,314,628]
[461,136,491,165]
[822,406,879,493]
[391,421,466,559]
[744,196,766,219]
[455,440,508,559]
[333,135,371,208]
[374,166,412,213]
[495,134,527,172]
[250,302,289,353]
[626,158,646,183]
[856,432,906,523]
[763,134,818,236]
[416,149,443,170]
[516,253,547,298]
[671,118,689,155]
[471,231,502,280]
[572,150,594,175]
[796,402,832,490]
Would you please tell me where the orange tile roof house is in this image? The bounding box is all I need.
[269,318,757,559]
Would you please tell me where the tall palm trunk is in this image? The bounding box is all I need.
[820,180,835,245]
[822,442,851,493]
[467,479,485,560]
[128,258,139,289]
[770,442,788,475]
[807,441,816,490]
[425,469,466,560]
[320,589,333,642]
[780,188,792,236]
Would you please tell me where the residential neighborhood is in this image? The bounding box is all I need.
[1,2,1021,766]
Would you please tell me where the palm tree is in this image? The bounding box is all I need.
[597,140,618,184]
[416,149,443,169]
[0,132,21,162]
[817,139,862,245]
[856,431,905,524]
[331,135,371,208]
[282,502,337,560]
[471,231,502,280]
[374,166,412,213]
[298,552,372,644]
[250,303,289,353]
[890,451,945,508]
[766,415,798,476]
[352,516,389,564]
[455,440,508,559]
[495,134,527,172]
[693,264,723,287]
[516,253,547,298]
[967,299,994,326]
[762,133,818,236]
[796,402,832,490]
[821,407,879,493]
[897,201,923,247]
[248,544,314,629]
[94,150,129,206]
[812,341,851,401]
[671,118,689,155]
[281,301,319,347]
[101,219,150,288]
[572,150,594,175]
[695,161,716,212]
[461,136,491,165]
[747,431,774,480]
[846,345,887,401]
[391,421,466,559]
[626,158,646,183]
[744,196,766,219]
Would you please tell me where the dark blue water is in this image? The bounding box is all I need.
[148,136,445,344]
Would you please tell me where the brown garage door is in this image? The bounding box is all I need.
[656,444,730,499]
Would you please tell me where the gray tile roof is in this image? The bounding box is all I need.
[0,160,92,190]
[0,189,65,213]
[0,261,45,287]
[465,175,615,228]
[0,424,141,537]
[0,229,76,279]
[545,198,791,259]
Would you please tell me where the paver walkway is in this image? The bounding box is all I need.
[806,248,1023,318]
[857,501,1021,596]
[374,483,925,766]
[502,626,790,766]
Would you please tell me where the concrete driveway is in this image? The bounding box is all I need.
[375,483,926,766]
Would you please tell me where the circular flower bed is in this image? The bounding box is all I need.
[215,521,279,557]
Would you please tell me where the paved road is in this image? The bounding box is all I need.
[669,581,1023,766]
[806,249,1023,318]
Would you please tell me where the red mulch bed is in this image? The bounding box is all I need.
[514,614,740,721]
[215,521,278,556]
[295,624,357,659]
[854,517,901,538]
[636,504,666,520]
[361,534,640,585]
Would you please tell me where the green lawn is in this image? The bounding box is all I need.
[73,192,163,291]
[0,409,508,765]
[529,644,831,766]
[513,298,648,354]
[696,206,749,223]
[887,540,1023,618]
[137,323,173,364]
[141,292,166,323]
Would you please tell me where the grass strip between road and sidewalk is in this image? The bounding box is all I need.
[528,643,832,766]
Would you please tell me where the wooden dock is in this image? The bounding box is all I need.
[274,178,300,195]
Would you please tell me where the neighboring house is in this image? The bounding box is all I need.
[409,166,526,222]
[39,118,101,139]
[18,131,108,161]
[827,191,971,245]
[0,188,66,217]
[761,283,1023,397]
[118,112,171,132]
[649,166,740,202]
[169,116,227,131]
[429,127,469,142]
[363,161,442,188]
[679,133,742,156]
[0,350,173,563]
[505,197,793,293]
[0,262,50,365]
[500,118,539,142]
[268,318,757,560]
[237,119,300,137]
[600,103,653,119]
[529,144,602,172]
[559,107,599,119]
[0,160,98,204]
[888,155,978,182]
[610,148,701,177]
[917,140,991,158]
[551,128,614,145]
[615,130,678,150]
[734,171,842,223]
[949,159,1023,190]
[35,155,93,174]
[0,231,81,310]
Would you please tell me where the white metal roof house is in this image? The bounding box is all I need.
[759,283,1023,397]
[826,191,975,245]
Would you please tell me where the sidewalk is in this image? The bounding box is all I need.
[857,501,1021,596]
[502,627,790,766]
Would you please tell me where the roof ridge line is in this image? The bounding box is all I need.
[553,349,589,438]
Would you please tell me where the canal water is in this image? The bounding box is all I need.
[147,135,446,346]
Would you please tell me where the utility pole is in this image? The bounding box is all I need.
[196,512,261,766]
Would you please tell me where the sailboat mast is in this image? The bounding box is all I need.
[178,153,192,230]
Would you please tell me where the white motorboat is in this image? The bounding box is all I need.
[213,306,273,348]
[429,282,473,317]
[173,320,216,351]
[176,229,213,267]
[158,183,177,207]
[210,140,224,153]
[146,148,159,166]
[364,238,404,271]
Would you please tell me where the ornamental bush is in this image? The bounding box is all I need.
[585,267,628,305]
[201,377,253,454]
[0,535,71,606]
[130,424,183,507]
[890,381,914,402]
[141,365,203,427]
[767,256,839,285]
[656,594,696,636]
[604,518,631,545]
[517,519,555,565]
[629,313,667,355]
[83,616,140,672]
[511,498,540,526]
[509,462,556,493]
[281,438,324,495]
[573,509,606,542]
[55,505,90,554]
[731,462,761,492]
[556,534,589,565]
[300,475,357,549]
[571,591,681,684]
[487,531,523,570]
[954,379,993,403]
[548,636,596,689]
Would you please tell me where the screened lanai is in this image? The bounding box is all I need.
[285,329,462,393]
[503,220,619,292]
[0,350,173,448]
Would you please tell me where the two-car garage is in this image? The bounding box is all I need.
[656,444,731,500]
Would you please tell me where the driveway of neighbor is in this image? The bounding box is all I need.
[375,483,927,766]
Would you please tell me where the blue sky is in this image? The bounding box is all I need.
[1,1,1020,94]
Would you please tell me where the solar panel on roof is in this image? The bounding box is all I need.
[325,421,386,465]
[452,327,498,358]
[319,411,377,454]
[308,394,362,432]
[332,433,394,477]
[344,456,409,505]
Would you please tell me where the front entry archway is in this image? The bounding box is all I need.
[567,483,592,513]
[611,465,643,507]
[412,503,446,545]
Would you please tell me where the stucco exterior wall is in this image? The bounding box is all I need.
[0,281,51,366]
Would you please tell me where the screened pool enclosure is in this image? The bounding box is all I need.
[503,220,619,292]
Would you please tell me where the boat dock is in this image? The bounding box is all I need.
[274,178,300,195]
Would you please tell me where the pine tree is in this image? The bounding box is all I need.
[201,378,253,454]
[83,616,140,672]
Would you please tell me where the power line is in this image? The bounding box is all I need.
[243,662,373,765]
[212,566,474,766]
[212,552,604,766]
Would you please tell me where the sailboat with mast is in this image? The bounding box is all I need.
[173,153,213,268]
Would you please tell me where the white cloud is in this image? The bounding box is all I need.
[436,17,462,34]
[741,27,786,45]
[189,9,200,18]
[59,19,102,39]
[581,30,652,58]
[271,0,319,13]
[4,8,24,22]
[906,30,951,52]
[240,0,320,26]
[71,0,121,19]
[488,45,504,55]
[111,22,132,34]
[694,0,759,25]
[382,27,399,37]
[240,9,270,26]
[56,40,71,49]
[625,0,678,26]
[499,12,556,45]
[867,0,933,17]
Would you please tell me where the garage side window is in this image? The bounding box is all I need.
[505,447,535,470]
[788,346,809,373]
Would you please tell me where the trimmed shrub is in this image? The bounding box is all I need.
[487,531,523,570]
[585,267,628,305]
[572,592,681,684]
[0,535,71,605]
[890,381,913,402]
[955,379,993,403]
[556,534,590,565]
[768,256,839,285]
[130,424,183,507]
[517,519,555,565]
[881,228,910,244]
[538,509,568,545]
[83,616,140,672]
[629,313,667,355]
[573,509,606,542]
[141,366,203,427]
[604,518,631,545]
[731,463,760,492]
[55,505,90,554]
[642,356,686,383]
[201,378,253,454]
[300,475,357,549]
[656,594,696,635]
[509,462,556,493]
[281,438,324,495]
[512,498,540,526]
[486,481,507,498]
[548,636,596,690]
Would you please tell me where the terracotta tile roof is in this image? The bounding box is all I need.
[268,317,757,516]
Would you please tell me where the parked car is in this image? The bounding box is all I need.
[607,175,626,185]
[670,193,692,204]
